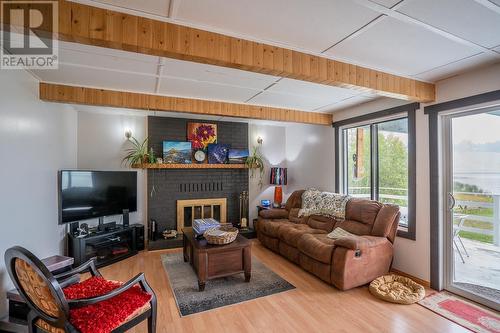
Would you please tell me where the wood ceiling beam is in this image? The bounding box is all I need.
[3,0,436,102]
[39,83,334,125]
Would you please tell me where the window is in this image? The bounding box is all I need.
[345,125,371,199]
[334,103,417,240]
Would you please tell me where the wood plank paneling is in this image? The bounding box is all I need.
[1,0,436,102]
[39,83,334,125]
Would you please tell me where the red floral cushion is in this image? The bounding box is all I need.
[63,277,152,333]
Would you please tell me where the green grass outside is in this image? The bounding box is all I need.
[455,207,493,218]
[454,193,493,203]
[458,231,493,244]
[462,220,494,230]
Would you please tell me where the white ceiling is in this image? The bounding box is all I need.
[24,0,500,115]
[71,104,300,126]
[31,40,376,113]
[79,0,500,80]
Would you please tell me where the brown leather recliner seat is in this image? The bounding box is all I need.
[255,190,400,290]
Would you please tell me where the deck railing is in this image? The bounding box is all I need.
[454,192,500,246]
[348,187,500,246]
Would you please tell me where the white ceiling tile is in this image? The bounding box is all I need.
[58,48,158,75]
[397,0,500,48]
[325,16,479,76]
[161,58,279,90]
[59,41,159,63]
[248,91,335,111]
[413,53,500,82]
[176,0,381,52]
[158,77,260,103]
[91,0,171,17]
[268,78,359,102]
[321,95,379,113]
[33,64,157,92]
[371,0,401,8]
[74,105,149,117]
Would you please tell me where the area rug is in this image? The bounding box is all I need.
[418,291,500,333]
[161,252,295,316]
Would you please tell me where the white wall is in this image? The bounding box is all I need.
[436,63,500,103]
[0,70,77,316]
[285,123,335,193]
[331,62,500,281]
[247,123,336,223]
[248,124,287,223]
[76,111,147,227]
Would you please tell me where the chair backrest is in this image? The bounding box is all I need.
[285,190,305,211]
[4,246,69,327]
[335,199,400,243]
[454,215,468,236]
[335,198,383,235]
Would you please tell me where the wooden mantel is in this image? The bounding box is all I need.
[3,0,435,102]
[39,83,334,125]
[132,163,247,169]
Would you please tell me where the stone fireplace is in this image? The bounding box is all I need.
[176,198,227,233]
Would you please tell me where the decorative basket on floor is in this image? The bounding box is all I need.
[204,225,239,245]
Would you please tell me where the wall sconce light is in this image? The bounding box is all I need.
[125,129,132,140]
[257,136,263,145]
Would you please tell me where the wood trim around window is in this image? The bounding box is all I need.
[332,102,419,240]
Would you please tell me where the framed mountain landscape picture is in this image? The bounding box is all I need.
[163,141,192,164]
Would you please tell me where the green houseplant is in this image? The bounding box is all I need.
[122,136,149,167]
[246,145,264,187]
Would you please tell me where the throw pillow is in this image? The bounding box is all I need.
[327,227,357,240]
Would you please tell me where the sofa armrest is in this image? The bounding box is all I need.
[334,235,389,250]
[259,208,289,219]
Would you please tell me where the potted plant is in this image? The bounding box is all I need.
[246,145,264,187]
[122,136,149,167]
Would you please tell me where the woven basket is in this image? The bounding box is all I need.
[204,225,239,245]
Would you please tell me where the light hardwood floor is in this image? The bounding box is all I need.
[98,240,468,333]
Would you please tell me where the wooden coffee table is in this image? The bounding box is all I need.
[182,227,251,291]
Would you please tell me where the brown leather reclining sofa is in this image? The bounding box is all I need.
[255,190,400,290]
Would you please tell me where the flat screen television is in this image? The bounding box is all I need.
[58,170,137,224]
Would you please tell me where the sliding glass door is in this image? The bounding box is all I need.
[442,107,500,311]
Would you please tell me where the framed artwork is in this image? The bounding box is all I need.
[187,122,217,150]
[208,144,230,164]
[228,148,249,164]
[163,141,192,164]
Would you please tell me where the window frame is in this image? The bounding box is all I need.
[333,103,419,240]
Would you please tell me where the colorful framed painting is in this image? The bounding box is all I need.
[187,122,217,150]
[163,141,192,164]
[228,148,249,164]
[208,144,230,164]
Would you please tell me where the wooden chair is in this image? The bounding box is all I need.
[4,246,157,333]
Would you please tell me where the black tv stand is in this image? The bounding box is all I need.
[68,225,142,267]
